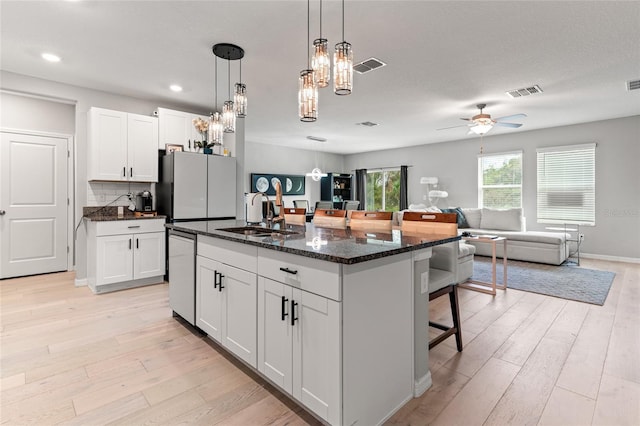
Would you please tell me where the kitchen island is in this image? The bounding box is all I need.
[167,220,460,426]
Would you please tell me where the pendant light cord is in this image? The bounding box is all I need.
[307,0,311,68]
[214,56,218,110]
[239,59,242,84]
[320,0,323,38]
[228,60,231,99]
[341,0,345,42]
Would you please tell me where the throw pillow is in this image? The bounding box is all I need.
[461,208,481,228]
[480,207,522,231]
[441,207,470,228]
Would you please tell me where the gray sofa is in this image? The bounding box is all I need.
[459,207,568,265]
[394,207,569,265]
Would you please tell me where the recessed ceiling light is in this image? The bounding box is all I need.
[169,84,183,92]
[41,53,61,63]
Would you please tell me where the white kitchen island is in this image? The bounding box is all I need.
[167,221,459,426]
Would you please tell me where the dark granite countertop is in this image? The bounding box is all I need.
[83,206,167,221]
[166,220,460,265]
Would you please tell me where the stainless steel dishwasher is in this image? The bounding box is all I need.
[168,230,196,325]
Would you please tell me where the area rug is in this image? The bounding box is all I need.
[471,257,615,305]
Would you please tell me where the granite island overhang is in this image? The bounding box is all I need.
[166,219,460,425]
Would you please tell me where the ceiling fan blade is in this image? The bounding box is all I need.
[494,122,523,128]
[437,124,470,131]
[495,113,527,122]
[460,117,472,121]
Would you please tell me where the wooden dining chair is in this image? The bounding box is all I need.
[313,209,347,228]
[349,211,392,231]
[401,211,463,352]
[283,207,307,225]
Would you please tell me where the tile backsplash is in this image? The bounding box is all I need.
[88,182,153,207]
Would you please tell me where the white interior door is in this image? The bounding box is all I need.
[0,132,68,279]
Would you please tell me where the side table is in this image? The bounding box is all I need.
[459,236,507,296]
[545,224,581,266]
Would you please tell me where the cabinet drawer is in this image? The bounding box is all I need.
[94,219,166,236]
[257,248,341,301]
[197,235,258,273]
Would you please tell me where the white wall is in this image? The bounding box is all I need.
[1,71,215,281]
[244,141,345,209]
[345,116,640,260]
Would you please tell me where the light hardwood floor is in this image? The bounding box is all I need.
[1,259,638,425]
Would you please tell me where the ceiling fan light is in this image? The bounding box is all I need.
[334,41,353,95]
[299,69,318,122]
[306,167,327,181]
[312,38,330,88]
[470,123,493,135]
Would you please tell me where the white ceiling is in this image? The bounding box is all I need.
[1,0,639,154]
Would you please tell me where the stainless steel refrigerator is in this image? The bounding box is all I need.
[157,151,236,221]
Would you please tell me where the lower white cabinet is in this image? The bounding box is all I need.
[196,255,257,367]
[257,276,341,425]
[87,219,165,293]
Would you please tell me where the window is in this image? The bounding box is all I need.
[478,151,522,208]
[366,169,400,211]
[537,143,595,225]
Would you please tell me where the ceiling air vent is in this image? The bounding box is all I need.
[357,121,378,127]
[354,57,386,74]
[627,79,640,91]
[506,84,544,98]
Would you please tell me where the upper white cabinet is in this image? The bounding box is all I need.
[157,107,207,151]
[88,107,158,182]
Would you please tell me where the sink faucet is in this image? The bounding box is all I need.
[272,181,286,227]
[251,192,273,226]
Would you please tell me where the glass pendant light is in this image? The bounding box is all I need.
[234,59,247,117]
[334,0,353,95]
[312,0,330,88]
[208,55,223,145]
[299,0,318,122]
[222,60,235,133]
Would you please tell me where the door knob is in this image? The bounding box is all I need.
[0,210,5,215]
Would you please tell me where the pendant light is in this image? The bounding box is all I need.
[305,136,328,181]
[222,60,236,133]
[213,43,245,131]
[208,54,223,146]
[299,0,318,122]
[334,0,353,95]
[312,0,330,88]
[234,59,247,117]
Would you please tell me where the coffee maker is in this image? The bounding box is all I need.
[135,191,153,212]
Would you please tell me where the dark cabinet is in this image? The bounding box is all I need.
[320,173,353,209]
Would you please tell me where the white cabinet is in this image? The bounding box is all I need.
[157,107,207,151]
[87,219,165,293]
[196,238,258,367]
[257,254,341,425]
[88,107,158,182]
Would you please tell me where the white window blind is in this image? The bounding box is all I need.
[478,151,522,209]
[537,143,595,225]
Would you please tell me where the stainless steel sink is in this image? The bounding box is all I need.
[219,226,301,237]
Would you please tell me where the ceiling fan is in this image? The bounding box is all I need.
[438,104,526,135]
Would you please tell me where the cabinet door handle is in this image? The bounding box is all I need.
[136,238,139,249]
[218,274,225,291]
[281,296,289,321]
[128,238,132,250]
[123,167,126,177]
[130,167,133,178]
[291,300,298,326]
[213,271,219,289]
[127,225,140,229]
[279,267,298,275]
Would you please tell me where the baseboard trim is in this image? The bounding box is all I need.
[74,277,87,287]
[414,371,433,397]
[581,253,640,264]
